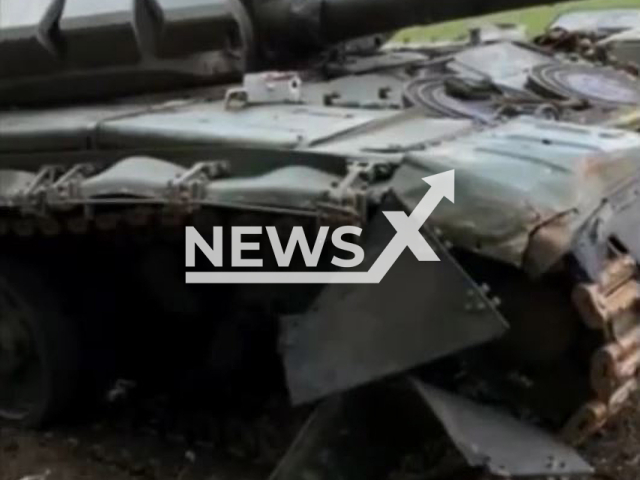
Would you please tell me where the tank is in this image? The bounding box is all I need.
[2,1,640,479]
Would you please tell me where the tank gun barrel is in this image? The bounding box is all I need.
[0,0,563,105]
[253,0,558,47]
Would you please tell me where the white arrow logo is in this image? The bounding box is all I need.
[186,170,454,284]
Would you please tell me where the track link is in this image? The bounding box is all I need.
[566,255,640,444]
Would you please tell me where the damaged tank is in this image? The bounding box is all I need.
[3,1,640,479]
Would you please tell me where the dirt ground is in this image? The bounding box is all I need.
[0,418,271,480]
[0,387,305,480]
[580,396,640,480]
[2,390,640,480]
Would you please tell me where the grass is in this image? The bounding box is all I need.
[393,0,640,43]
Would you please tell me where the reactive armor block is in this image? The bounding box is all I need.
[0,0,62,76]
[58,0,140,67]
[147,0,238,58]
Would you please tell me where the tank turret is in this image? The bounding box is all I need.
[0,0,561,105]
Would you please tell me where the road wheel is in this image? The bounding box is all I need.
[0,258,79,427]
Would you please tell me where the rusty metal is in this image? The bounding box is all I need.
[561,400,608,445]
[573,281,640,329]
[535,28,640,76]
[567,254,640,445]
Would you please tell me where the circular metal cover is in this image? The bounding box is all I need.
[529,64,640,107]
[404,78,497,122]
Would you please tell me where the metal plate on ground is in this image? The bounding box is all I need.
[529,63,640,107]
[412,379,594,477]
[281,198,507,405]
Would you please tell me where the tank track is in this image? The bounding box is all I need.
[566,255,640,445]
[2,157,640,453]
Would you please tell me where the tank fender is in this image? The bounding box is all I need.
[280,194,507,405]
[411,378,594,477]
